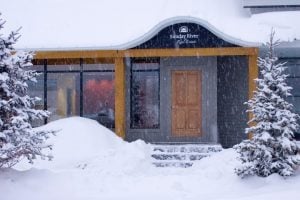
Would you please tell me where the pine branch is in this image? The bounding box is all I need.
[0,15,55,168]
[234,30,300,178]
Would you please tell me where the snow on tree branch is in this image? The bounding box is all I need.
[0,13,55,168]
[234,30,300,178]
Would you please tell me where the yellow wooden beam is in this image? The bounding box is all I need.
[34,50,117,59]
[33,47,257,59]
[248,51,259,139]
[119,47,258,57]
[33,58,114,65]
[114,57,126,139]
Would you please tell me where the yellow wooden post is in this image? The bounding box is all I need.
[248,50,259,139]
[114,57,126,139]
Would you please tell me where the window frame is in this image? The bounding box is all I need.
[30,59,115,129]
[130,58,161,129]
[280,57,300,140]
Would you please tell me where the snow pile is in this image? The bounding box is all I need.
[0,117,299,200]
[15,117,152,172]
[1,147,300,200]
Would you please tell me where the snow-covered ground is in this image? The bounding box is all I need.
[0,117,300,200]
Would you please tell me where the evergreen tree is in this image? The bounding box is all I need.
[0,15,54,167]
[234,31,300,177]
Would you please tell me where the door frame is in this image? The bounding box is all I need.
[160,57,217,143]
[125,56,218,143]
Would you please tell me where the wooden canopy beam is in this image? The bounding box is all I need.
[119,47,258,57]
[34,50,117,59]
[34,47,258,59]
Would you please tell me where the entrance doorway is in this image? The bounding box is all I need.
[126,57,218,144]
[171,70,202,137]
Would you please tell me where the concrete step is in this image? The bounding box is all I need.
[151,144,222,168]
[152,161,194,168]
[152,144,222,154]
[151,153,208,161]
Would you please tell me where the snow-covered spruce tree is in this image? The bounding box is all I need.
[0,15,54,168]
[234,31,300,177]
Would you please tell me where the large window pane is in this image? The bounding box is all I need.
[282,58,300,140]
[27,67,44,108]
[131,62,160,129]
[47,73,80,121]
[27,71,44,126]
[286,94,300,140]
[283,59,300,77]
[287,97,300,113]
[286,78,300,96]
[83,72,115,128]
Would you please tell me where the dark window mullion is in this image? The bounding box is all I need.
[80,58,83,117]
[83,70,115,73]
[130,58,134,128]
[44,59,48,124]
[46,70,115,73]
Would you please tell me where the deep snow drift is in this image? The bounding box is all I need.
[0,117,300,200]
[14,117,152,172]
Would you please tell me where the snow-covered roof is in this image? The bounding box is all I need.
[243,0,300,7]
[1,0,300,50]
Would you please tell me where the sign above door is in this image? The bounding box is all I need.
[133,22,238,49]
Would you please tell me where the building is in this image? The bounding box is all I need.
[2,0,300,147]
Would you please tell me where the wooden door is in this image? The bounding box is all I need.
[171,70,202,137]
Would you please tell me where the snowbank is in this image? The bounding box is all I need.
[15,117,152,172]
[1,148,300,200]
[1,117,300,200]
[1,0,300,49]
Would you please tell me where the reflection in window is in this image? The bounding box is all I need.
[83,72,115,128]
[29,60,116,130]
[131,61,160,129]
[47,73,80,121]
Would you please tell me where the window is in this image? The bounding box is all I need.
[27,60,115,129]
[282,58,300,140]
[83,64,115,128]
[130,59,160,129]
[27,65,44,126]
[27,66,44,110]
[47,73,80,121]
